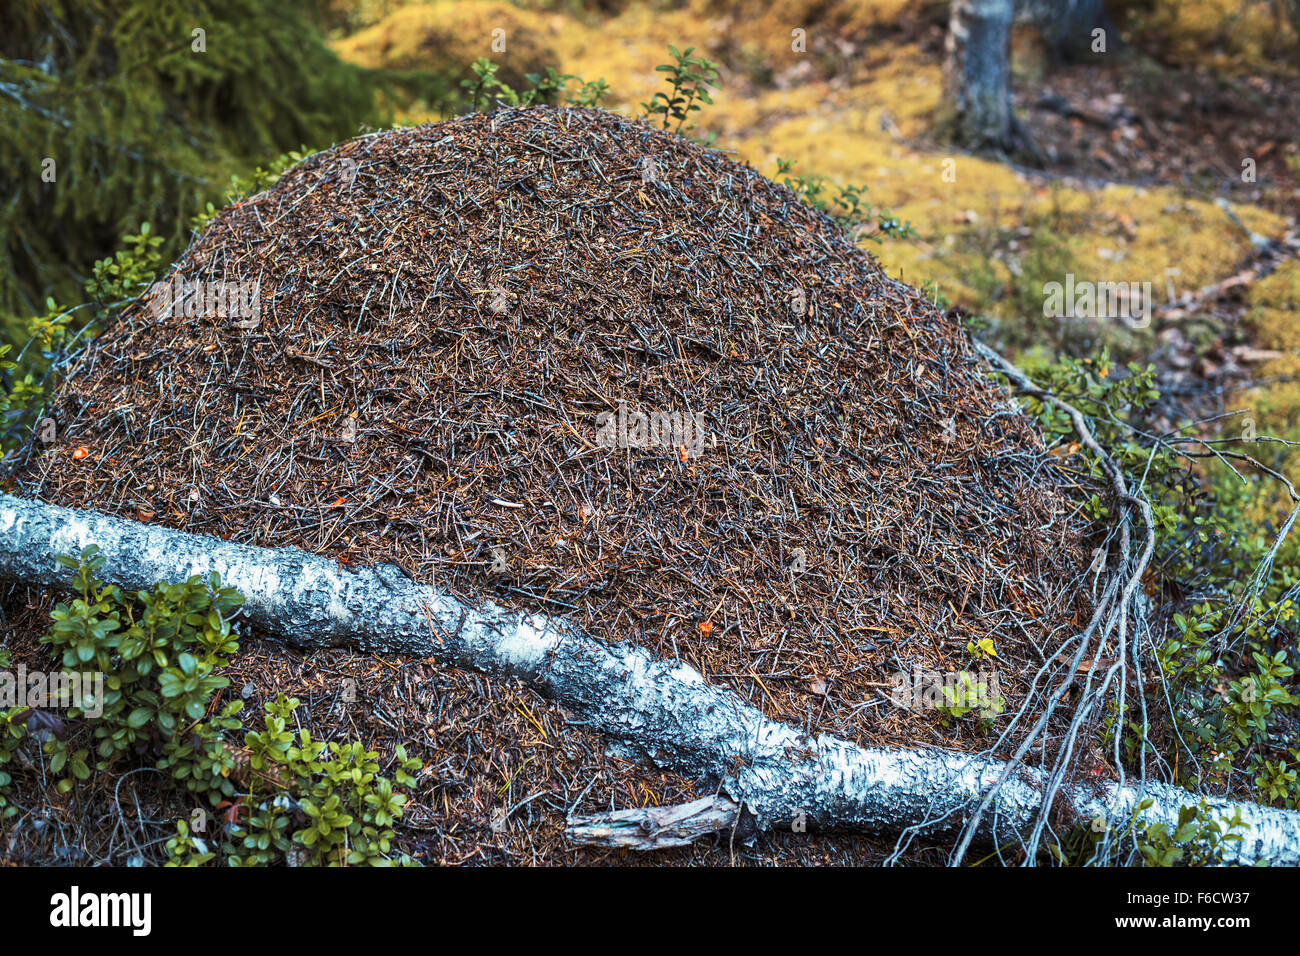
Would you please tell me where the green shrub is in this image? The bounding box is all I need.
[0,648,25,823]
[1053,798,1249,867]
[774,158,915,243]
[1132,800,1249,867]
[641,45,719,135]
[461,58,609,113]
[0,546,423,866]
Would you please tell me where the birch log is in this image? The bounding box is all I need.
[1,491,1298,865]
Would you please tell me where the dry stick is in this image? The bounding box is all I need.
[566,795,740,850]
[2,491,1299,863]
[953,341,1159,866]
[963,344,1300,864]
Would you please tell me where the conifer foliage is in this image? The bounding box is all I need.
[0,0,379,339]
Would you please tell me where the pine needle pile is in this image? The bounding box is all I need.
[19,106,1091,774]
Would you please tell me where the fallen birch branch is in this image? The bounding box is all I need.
[1,492,1298,865]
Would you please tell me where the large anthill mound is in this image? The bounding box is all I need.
[19,107,1088,755]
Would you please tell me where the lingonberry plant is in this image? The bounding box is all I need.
[1,546,422,866]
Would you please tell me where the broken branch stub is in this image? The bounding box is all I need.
[565,796,741,850]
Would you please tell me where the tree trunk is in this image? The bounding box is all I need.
[2,491,1299,864]
[944,0,1025,153]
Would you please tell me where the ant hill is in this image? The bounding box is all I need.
[20,106,1089,752]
